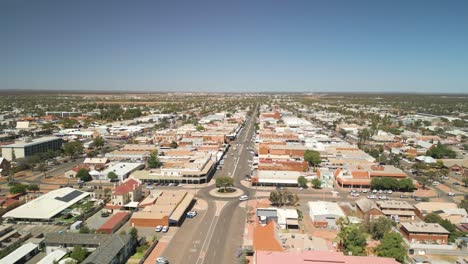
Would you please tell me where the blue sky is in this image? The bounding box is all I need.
[1,0,467,93]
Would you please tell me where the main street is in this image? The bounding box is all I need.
[162,105,258,264]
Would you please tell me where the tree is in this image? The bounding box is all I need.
[368,217,393,240]
[104,188,112,197]
[426,142,456,159]
[147,150,162,168]
[297,176,308,188]
[79,226,91,234]
[63,141,84,158]
[129,227,138,240]
[304,150,321,167]
[269,190,298,206]
[70,246,88,262]
[424,212,443,223]
[196,125,205,131]
[358,128,371,144]
[27,184,40,193]
[338,224,367,256]
[170,141,178,149]
[76,168,92,182]
[311,178,321,189]
[10,183,27,194]
[216,176,234,192]
[107,171,118,182]
[93,136,105,148]
[37,163,48,178]
[375,232,406,263]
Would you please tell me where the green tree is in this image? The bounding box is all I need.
[196,125,205,131]
[424,212,443,223]
[70,246,88,262]
[426,142,456,159]
[216,176,234,192]
[304,150,321,167]
[37,163,48,178]
[93,136,105,148]
[368,217,393,240]
[76,168,92,182]
[338,224,367,256]
[297,176,308,188]
[129,227,138,240]
[147,150,162,168]
[79,226,91,234]
[10,183,28,194]
[27,184,40,193]
[63,141,84,158]
[375,232,406,263]
[269,189,298,206]
[311,178,321,189]
[107,171,118,182]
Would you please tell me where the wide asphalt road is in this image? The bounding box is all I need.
[162,105,258,264]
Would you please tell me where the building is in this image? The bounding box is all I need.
[414,202,468,225]
[400,222,450,244]
[36,250,67,264]
[2,187,90,223]
[335,164,408,188]
[0,224,30,255]
[1,136,62,160]
[96,162,145,181]
[43,233,136,264]
[355,198,384,220]
[130,190,194,227]
[308,201,345,228]
[0,242,39,264]
[111,179,142,207]
[252,170,303,186]
[376,200,416,221]
[254,250,400,264]
[97,212,131,234]
[256,208,299,229]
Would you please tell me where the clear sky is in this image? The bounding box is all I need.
[1,0,468,93]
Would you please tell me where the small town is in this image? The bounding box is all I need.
[0,93,466,264]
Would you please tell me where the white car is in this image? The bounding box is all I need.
[387,190,393,194]
[239,195,248,201]
[156,257,169,264]
[155,225,162,232]
[186,211,197,218]
[162,226,169,233]
[448,192,455,196]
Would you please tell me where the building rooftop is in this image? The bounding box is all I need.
[401,222,449,234]
[3,187,89,220]
[308,201,345,217]
[113,178,140,195]
[376,200,414,210]
[0,242,37,264]
[2,136,61,148]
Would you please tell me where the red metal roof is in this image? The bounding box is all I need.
[113,179,140,195]
[97,212,129,233]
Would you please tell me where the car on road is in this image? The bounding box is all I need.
[186,211,197,218]
[162,226,169,233]
[146,185,155,189]
[453,182,461,186]
[448,192,455,196]
[400,194,409,198]
[414,197,423,201]
[155,225,162,232]
[156,256,169,264]
[378,195,387,200]
[299,187,304,191]
[432,181,440,186]
[367,195,377,199]
[239,195,248,201]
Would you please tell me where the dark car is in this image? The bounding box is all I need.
[453,182,461,186]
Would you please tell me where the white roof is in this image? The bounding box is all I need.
[2,136,61,148]
[100,162,144,177]
[3,187,90,220]
[0,242,37,264]
[37,249,67,264]
[308,201,345,218]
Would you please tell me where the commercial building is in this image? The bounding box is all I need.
[130,190,194,227]
[400,222,449,244]
[95,162,145,181]
[0,242,39,264]
[252,170,303,186]
[308,201,345,228]
[2,187,90,223]
[414,202,468,225]
[1,136,62,160]
[256,208,299,229]
[335,164,408,188]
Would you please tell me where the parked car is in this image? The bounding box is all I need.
[155,225,162,232]
[162,226,169,233]
[453,182,461,186]
[400,194,409,198]
[186,211,197,218]
[414,197,423,201]
[156,256,169,264]
[239,195,248,201]
[448,192,455,196]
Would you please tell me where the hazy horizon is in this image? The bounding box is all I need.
[2,0,468,93]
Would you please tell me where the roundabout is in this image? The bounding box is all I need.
[208,187,245,198]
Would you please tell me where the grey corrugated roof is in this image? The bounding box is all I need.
[83,234,132,264]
